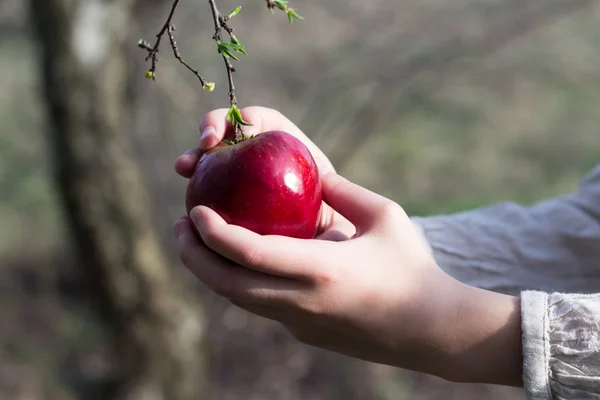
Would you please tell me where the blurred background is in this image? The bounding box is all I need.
[2,0,599,398]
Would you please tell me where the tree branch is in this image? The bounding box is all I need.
[138,0,211,89]
[139,0,302,143]
[208,0,245,141]
[265,0,304,22]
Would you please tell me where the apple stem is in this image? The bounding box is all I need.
[234,125,244,144]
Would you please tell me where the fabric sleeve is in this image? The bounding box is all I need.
[521,290,600,399]
[411,165,600,296]
[410,165,600,399]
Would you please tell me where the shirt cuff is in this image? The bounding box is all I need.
[521,291,551,400]
[522,290,600,400]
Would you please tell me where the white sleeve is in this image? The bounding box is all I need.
[522,291,600,399]
[411,165,600,296]
[411,166,600,399]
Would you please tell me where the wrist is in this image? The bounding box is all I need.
[438,282,523,386]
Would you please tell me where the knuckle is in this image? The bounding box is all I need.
[243,105,264,114]
[199,109,228,133]
[377,201,406,223]
[313,268,338,285]
[272,109,285,120]
[297,299,325,317]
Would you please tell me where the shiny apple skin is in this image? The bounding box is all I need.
[185,130,322,239]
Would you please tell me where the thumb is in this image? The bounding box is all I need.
[320,173,392,231]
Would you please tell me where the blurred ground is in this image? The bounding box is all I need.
[3,0,600,398]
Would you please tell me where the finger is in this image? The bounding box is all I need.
[177,107,274,179]
[198,126,220,151]
[230,300,292,324]
[175,126,219,178]
[199,108,233,146]
[190,206,331,283]
[316,202,356,239]
[174,217,306,306]
[240,106,336,175]
[199,106,335,175]
[315,229,351,242]
[320,172,393,231]
[199,107,275,140]
[198,108,265,145]
[175,146,202,178]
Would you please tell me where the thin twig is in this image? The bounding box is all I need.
[143,0,181,74]
[208,0,243,142]
[138,0,209,87]
[264,0,304,21]
[167,25,207,87]
[139,0,301,143]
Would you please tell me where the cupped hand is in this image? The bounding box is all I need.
[174,171,464,379]
[172,107,523,386]
[175,106,354,240]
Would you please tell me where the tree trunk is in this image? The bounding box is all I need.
[29,1,205,399]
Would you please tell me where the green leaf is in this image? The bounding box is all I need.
[227,48,240,60]
[228,6,242,18]
[274,0,288,10]
[217,41,240,61]
[226,107,234,123]
[230,36,247,55]
[218,40,246,58]
[223,139,235,146]
[232,106,252,126]
[224,48,239,60]
[287,11,294,24]
[288,8,304,21]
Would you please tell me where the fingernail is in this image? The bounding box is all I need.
[319,166,334,176]
[200,126,215,145]
[173,222,182,238]
[190,206,202,223]
[182,147,196,157]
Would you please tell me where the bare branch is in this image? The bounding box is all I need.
[138,0,210,89]
[208,0,245,141]
[139,0,302,143]
[167,25,207,87]
[265,0,304,22]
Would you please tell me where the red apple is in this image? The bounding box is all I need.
[185,130,322,239]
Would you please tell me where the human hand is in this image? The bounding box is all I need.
[173,171,523,385]
[174,106,354,241]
